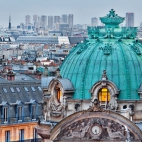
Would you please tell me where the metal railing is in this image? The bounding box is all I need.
[0,115,43,125]
[11,138,42,142]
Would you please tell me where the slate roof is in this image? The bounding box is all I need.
[0,82,43,104]
[41,77,74,91]
[58,78,74,91]
[41,77,55,88]
[136,123,142,130]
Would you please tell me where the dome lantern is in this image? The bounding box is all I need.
[100,9,125,28]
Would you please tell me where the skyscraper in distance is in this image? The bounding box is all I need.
[91,17,98,26]
[40,15,47,30]
[48,16,53,30]
[54,16,60,24]
[33,14,38,23]
[25,15,31,26]
[68,14,73,28]
[62,14,68,23]
[54,16,60,30]
[126,13,134,27]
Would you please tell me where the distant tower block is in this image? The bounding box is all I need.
[91,17,98,26]
[126,13,134,27]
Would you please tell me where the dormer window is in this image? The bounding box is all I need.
[16,87,20,92]
[90,70,119,110]
[24,87,28,92]
[3,88,7,93]
[38,86,42,91]
[31,87,36,92]
[10,87,15,93]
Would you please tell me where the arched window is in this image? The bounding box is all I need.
[55,86,62,103]
[99,88,110,106]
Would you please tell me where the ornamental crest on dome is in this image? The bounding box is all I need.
[87,9,137,39]
[100,9,125,26]
[77,40,89,54]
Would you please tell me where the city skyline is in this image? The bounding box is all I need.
[0,0,142,27]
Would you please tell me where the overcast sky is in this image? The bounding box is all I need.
[0,0,142,27]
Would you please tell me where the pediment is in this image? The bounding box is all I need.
[51,102,142,142]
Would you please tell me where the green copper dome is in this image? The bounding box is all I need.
[60,10,142,100]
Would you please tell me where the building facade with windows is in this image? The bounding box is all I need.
[36,10,142,141]
[0,72,43,142]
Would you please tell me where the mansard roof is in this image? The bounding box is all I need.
[0,80,43,105]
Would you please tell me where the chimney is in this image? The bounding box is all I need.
[34,72,42,80]
[7,70,15,81]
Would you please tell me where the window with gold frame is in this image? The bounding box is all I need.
[55,86,62,103]
[99,88,110,103]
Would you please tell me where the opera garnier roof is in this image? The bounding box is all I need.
[38,9,142,141]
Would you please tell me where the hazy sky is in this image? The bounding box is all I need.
[1,0,142,27]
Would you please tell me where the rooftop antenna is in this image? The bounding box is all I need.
[9,15,11,30]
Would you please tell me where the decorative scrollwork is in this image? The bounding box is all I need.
[100,43,113,55]
[131,41,142,55]
[77,40,89,54]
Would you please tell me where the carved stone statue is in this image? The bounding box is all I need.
[102,70,108,80]
[107,95,118,111]
[88,99,107,112]
[43,101,47,121]
[48,95,67,117]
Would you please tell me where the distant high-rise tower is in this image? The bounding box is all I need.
[33,14,38,23]
[91,17,98,26]
[54,16,60,30]
[8,15,11,30]
[48,16,53,30]
[126,13,134,27]
[25,15,31,26]
[40,15,47,30]
[54,16,60,24]
[68,14,73,28]
[62,14,68,23]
